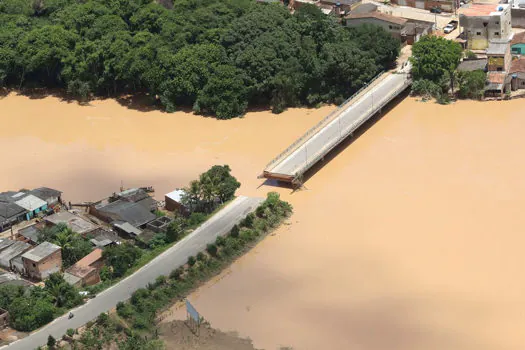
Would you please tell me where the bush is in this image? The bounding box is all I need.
[188,212,206,227]
[187,256,196,266]
[170,267,184,280]
[196,252,206,261]
[241,213,255,228]
[457,70,486,100]
[215,236,226,246]
[66,328,75,337]
[97,312,109,326]
[206,243,218,256]
[116,302,134,319]
[47,335,56,348]
[230,224,240,238]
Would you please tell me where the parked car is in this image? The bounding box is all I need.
[444,20,458,33]
[430,7,442,13]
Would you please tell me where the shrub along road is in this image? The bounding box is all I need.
[4,195,264,350]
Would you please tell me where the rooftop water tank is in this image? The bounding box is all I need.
[497,6,504,10]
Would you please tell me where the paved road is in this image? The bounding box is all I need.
[4,196,264,350]
[266,69,411,178]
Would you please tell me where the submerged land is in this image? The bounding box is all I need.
[1,92,525,349]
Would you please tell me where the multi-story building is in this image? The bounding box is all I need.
[459,4,512,50]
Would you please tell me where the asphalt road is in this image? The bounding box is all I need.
[4,195,264,350]
[267,70,411,177]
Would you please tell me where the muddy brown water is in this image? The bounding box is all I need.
[1,93,524,350]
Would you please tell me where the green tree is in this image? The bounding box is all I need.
[8,295,55,331]
[410,36,462,86]
[195,64,248,119]
[103,243,142,278]
[44,272,83,308]
[457,70,486,99]
[166,215,186,242]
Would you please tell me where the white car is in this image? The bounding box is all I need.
[444,24,455,34]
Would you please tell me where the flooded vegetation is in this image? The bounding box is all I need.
[2,92,525,350]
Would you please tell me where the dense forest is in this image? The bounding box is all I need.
[0,0,400,118]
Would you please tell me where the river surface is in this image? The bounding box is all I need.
[1,93,524,350]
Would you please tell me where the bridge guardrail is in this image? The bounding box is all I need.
[293,77,412,179]
[264,71,385,171]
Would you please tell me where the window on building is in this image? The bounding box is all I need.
[522,81,525,86]
[476,32,481,35]
[495,32,500,36]
[32,263,36,267]
[497,67,503,71]
[495,21,499,24]
[389,25,393,29]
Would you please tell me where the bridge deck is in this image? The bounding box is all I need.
[263,69,411,183]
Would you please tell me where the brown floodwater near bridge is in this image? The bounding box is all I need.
[1,92,524,350]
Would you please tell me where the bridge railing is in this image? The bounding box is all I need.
[264,71,385,171]
[293,76,412,180]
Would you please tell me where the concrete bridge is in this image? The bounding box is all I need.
[261,64,412,185]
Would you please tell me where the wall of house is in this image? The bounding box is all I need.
[0,310,8,329]
[511,72,525,89]
[512,43,525,55]
[460,9,512,50]
[81,269,100,286]
[511,8,525,29]
[23,250,62,281]
[346,18,404,39]
[392,0,454,12]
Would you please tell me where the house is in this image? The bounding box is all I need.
[0,241,31,269]
[0,238,15,253]
[345,12,408,40]
[21,241,62,281]
[511,31,525,55]
[0,272,31,287]
[0,198,27,232]
[487,40,512,72]
[390,0,458,13]
[401,19,434,44]
[165,189,187,214]
[319,0,358,15]
[88,228,120,248]
[64,248,104,287]
[45,211,98,236]
[112,220,143,238]
[113,188,157,211]
[510,57,525,89]
[90,199,156,228]
[17,224,41,245]
[457,58,488,72]
[351,2,378,14]
[459,4,512,50]
[485,71,508,96]
[29,187,62,207]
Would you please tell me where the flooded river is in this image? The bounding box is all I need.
[1,92,524,350]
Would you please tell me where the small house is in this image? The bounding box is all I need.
[17,224,41,245]
[89,228,120,249]
[0,199,27,232]
[345,12,408,40]
[29,187,62,207]
[165,189,187,214]
[45,211,98,236]
[64,248,104,287]
[511,31,525,55]
[12,193,48,220]
[487,40,511,72]
[21,241,62,281]
[510,58,525,90]
[0,241,31,269]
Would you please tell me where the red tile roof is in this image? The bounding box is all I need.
[511,32,525,45]
[75,248,102,267]
[487,72,506,84]
[510,58,525,73]
[346,11,407,26]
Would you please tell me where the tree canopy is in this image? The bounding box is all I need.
[410,35,462,82]
[0,0,400,118]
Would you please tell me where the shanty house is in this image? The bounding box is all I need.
[165,189,187,214]
[64,248,104,287]
[89,228,120,248]
[29,187,62,207]
[0,241,31,269]
[45,211,98,236]
[0,197,27,232]
[12,193,48,220]
[21,241,62,281]
[17,224,40,245]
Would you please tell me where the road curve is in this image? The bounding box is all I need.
[4,195,264,350]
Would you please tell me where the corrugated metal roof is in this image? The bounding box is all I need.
[98,200,156,227]
[21,241,60,262]
[487,41,508,55]
[0,241,31,267]
[14,194,47,211]
[346,11,408,25]
[165,189,185,203]
[0,239,15,251]
[113,221,143,235]
[45,211,98,235]
[30,188,61,202]
[63,272,82,285]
